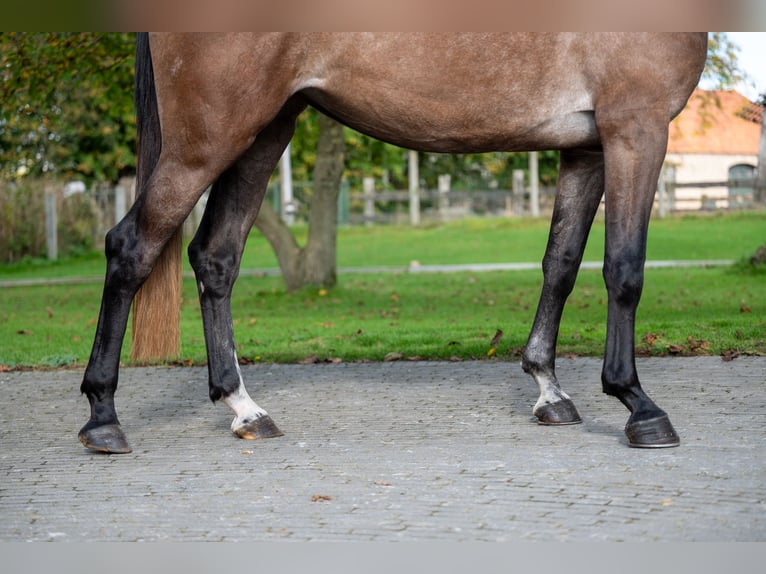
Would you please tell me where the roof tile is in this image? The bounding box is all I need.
[667,89,762,155]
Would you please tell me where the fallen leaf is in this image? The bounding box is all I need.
[45,307,54,318]
[384,352,403,362]
[687,337,710,353]
[740,304,751,313]
[16,329,32,335]
[299,354,320,364]
[721,349,740,362]
[311,494,333,502]
[642,332,660,346]
[487,348,496,357]
[661,498,674,507]
[667,344,684,354]
[241,450,253,455]
[0,365,11,372]
[374,481,392,487]
[318,289,328,297]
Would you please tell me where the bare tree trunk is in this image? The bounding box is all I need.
[254,113,345,291]
[253,201,302,289]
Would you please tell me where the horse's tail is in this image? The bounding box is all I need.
[130,32,183,361]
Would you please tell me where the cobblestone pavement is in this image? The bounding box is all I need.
[1,357,764,541]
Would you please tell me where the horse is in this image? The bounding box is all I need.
[79,33,707,453]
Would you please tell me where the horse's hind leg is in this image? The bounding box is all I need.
[79,163,216,453]
[522,148,605,424]
[598,112,679,448]
[188,102,305,440]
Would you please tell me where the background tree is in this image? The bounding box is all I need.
[1,32,135,183]
[703,32,747,89]
[255,113,346,291]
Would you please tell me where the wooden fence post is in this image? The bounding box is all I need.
[756,110,766,203]
[512,169,525,216]
[337,180,350,225]
[114,178,128,225]
[363,176,375,226]
[528,151,540,216]
[44,185,58,261]
[438,174,451,219]
[657,165,668,218]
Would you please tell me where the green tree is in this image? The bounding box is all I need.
[0,32,135,183]
[704,32,747,90]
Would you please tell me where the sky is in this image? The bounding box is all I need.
[724,32,766,101]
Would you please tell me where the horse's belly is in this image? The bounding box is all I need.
[305,86,599,153]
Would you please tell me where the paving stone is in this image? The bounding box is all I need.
[0,357,764,541]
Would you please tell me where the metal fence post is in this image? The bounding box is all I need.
[279,143,294,225]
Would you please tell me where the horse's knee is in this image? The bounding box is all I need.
[103,221,153,291]
[188,240,239,300]
[541,249,580,296]
[602,255,644,305]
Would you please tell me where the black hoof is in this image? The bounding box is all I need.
[625,414,680,448]
[233,415,284,440]
[78,424,133,454]
[534,399,582,426]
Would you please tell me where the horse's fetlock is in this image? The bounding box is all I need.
[521,351,552,378]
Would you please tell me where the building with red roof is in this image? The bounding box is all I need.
[664,89,763,209]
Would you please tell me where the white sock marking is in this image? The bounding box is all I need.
[222,352,268,431]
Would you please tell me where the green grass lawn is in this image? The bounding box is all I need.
[1,210,764,280]
[1,211,764,368]
[1,262,763,369]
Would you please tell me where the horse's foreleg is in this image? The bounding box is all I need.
[522,148,605,425]
[599,115,679,448]
[188,105,303,440]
